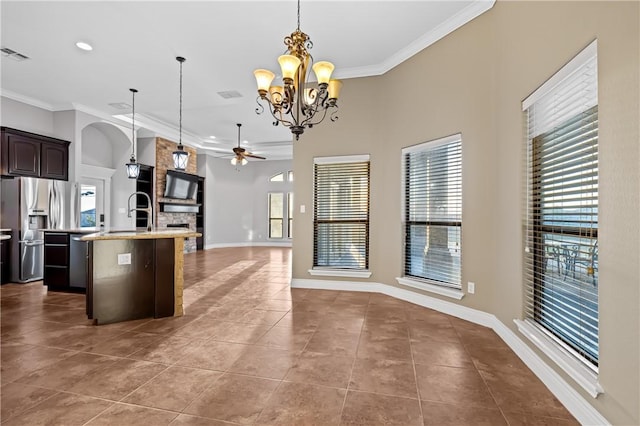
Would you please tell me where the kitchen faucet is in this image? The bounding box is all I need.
[127,191,153,232]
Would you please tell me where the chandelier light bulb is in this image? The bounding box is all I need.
[278,55,301,82]
[269,86,284,105]
[254,69,275,95]
[328,79,343,100]
[312,61,334,85]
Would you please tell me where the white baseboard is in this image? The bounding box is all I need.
[204,241,292,250]
[290,278,610,426]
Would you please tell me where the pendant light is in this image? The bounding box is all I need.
[173,56,189,171]
[125,88,140,179]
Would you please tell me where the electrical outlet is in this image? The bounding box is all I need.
[467,281,475,294]
[117,253,131,265]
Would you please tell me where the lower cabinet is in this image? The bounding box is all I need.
[43,232,87,293]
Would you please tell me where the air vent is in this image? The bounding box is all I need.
[1,47,30,61]
[109,102,131,110]
[217,90,243,99]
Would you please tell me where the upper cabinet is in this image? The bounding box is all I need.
[1,127,70,180]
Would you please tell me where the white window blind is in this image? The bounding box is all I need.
[313,156,370,270]
[523,41,599,368]
[403,134,462,288]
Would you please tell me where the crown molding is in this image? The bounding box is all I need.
[336,0,495,79]
[1,89,55,111]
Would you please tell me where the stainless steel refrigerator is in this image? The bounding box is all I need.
[1,177,68,283]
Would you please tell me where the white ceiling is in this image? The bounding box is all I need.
[1,0,494,160]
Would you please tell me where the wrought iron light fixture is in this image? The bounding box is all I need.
[253,0,342,140]
[173,56,189,171]
[125,88,140,179]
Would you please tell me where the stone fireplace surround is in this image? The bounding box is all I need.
[154,137,199,253]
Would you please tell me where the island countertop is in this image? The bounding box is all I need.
[81,228,201,241]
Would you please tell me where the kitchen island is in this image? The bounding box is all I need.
[81,228,200,325]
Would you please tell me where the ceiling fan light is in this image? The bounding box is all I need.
[241,157,248,166]
[312,61,334,85]
[230,157,237,166]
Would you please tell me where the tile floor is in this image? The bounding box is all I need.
[1,246,578,425]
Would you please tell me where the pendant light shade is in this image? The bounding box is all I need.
[125,88,140,179]
[173,56,189,171]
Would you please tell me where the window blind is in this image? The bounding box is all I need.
[313,158,370,269]
[403,135,462,288]
[523,41,599,368]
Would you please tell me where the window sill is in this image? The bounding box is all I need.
[514,319,603,398]
[396,277,464,300]
[308,269,372,278]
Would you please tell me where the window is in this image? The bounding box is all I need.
[288,171,294,181]
[270,172,284,182]
[287,192,293,238]
[523,41,598,368]
[80,184,96,227]
[313,155,370,269]
[268,193,284,238]
[403,134,462,289]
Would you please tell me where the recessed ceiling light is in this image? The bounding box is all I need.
[209,136,216,139]
[76,41,93,51]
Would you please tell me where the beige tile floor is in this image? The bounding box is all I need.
[0,246,578,425]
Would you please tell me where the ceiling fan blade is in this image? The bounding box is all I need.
[245,153,266,160]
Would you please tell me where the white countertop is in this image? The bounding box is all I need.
[0,235,10,241]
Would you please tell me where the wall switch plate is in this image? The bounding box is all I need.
[468,281,475,294]
[117,253,131,265]
[118,207,126,214]
[300,205,306,213]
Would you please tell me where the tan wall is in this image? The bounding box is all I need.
[291,1,639,424]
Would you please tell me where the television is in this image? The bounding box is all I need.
[164,170,198,200]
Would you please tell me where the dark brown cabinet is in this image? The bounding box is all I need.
[43,231,87,293]
[1,127,70,181]
[196,176,205,250]
[135,164,154,228]
[1,236,11,284]
[44,232,70,290]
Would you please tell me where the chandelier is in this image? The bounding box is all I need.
[253,0,342,140]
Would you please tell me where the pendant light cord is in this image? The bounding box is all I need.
[131,89,135,155]
[130,88,138,158]
[179,59,183,146]
[297,0,300,30]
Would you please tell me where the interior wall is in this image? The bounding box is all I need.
[0,96,54,137]
[198,155,292,247]
[81,126,114,168]
[250,160,293,243]
[291,1,639,424]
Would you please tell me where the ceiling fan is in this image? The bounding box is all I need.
[231,123,265,166]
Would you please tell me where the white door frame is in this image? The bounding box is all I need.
[78,164,116,229]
